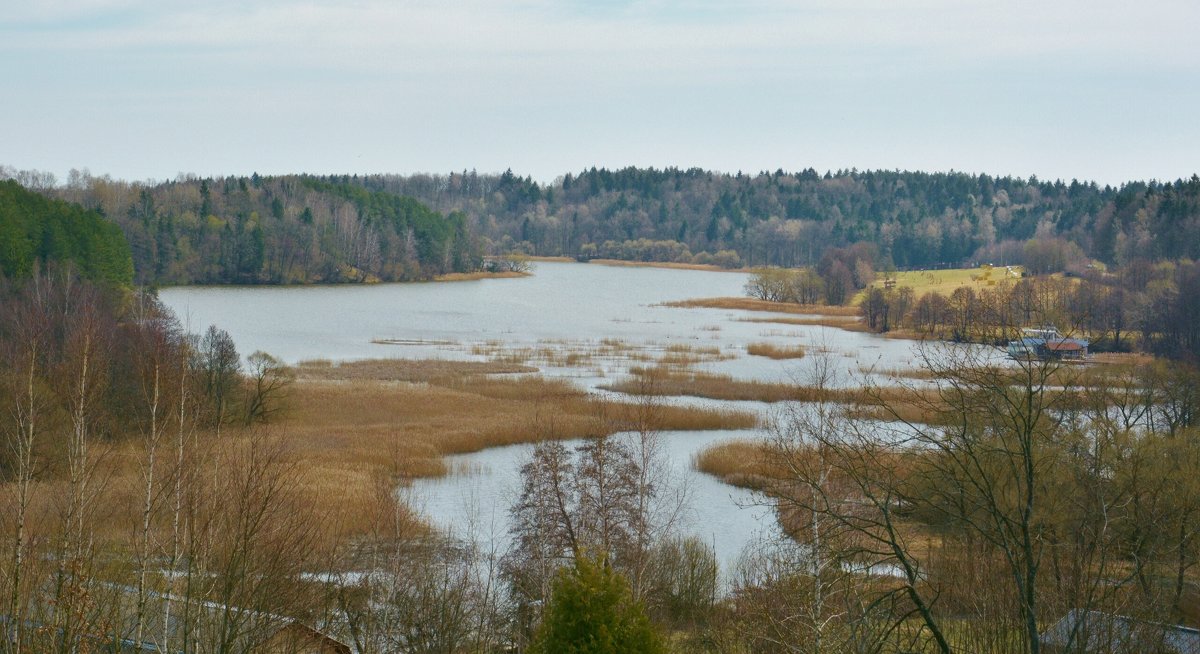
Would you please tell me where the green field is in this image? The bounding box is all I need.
[867,265,1025,298]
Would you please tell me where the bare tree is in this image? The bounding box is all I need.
[243,351,293,425]
[1,273,51,653]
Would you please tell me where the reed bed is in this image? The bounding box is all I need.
[467,338,729,371]
[432,270,530,282]
[586,259,743,272]
[661,297,861,316]
[692,439,778,490]
[746,342,807,360]
[737,315,866,330]
[283,365,756,483]
[602,367,944,422]
[256,367,754,543]
[295,358,536,382]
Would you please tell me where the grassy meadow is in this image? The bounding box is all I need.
[876,265,1024,297]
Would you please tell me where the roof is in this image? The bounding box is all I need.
[1045,340,1087,351]
[97,584,349,654]
[1009,336,1089,349]
[1041,609,1200,654]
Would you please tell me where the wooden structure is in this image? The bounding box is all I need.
[1041,609,1200,653]
[1006,327,1089,361]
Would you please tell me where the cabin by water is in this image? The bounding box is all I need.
[1007,327,1089,361]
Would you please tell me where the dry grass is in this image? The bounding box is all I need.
[1089,352,1155,366]
[466,338,729,370]
[602,367,945,425]
[284,362,755,480]
[737,315,867,331]
[692,440,778,490]
[861,266,1025,300]
[432,270,531,282]
[662,296,861,316]
[295,358,537,382]
[7,358,753,551]
[746,342,807,360]
[256,361,756,543]
[586,259,744,272]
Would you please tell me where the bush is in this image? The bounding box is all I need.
[530,554,663,654]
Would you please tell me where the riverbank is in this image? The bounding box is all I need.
[432,270,531,282]
[522,254,746,273]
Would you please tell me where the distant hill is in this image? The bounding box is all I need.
[348,167,1200,270]
[47,174,482,285]
[15,165,1200,285]
[0,179,132,286]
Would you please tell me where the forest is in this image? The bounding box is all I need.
[1,169,484,286]
[7,165,1200,287]
[0,180,132,287]
[343,167,1200,271]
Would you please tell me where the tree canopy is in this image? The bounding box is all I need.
[0,180,132,286]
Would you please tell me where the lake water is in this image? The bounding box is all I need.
[158,262,953,574]
[160,261,929,384]
[405,429,776,575]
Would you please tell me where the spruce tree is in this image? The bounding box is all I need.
[530,555,663,654]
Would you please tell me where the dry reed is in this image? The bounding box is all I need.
[432,270,530,282]
[586,259,744,272]
[602,367,944,423]
[746,342,807,359]
[661,297,861,316]
[692,440,778,490]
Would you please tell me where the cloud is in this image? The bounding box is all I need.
[5,0,1198,75]
[1,0,1197,184]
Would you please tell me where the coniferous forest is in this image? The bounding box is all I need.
[10,166,1199,288]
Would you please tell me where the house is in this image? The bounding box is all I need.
[1040,609,1200,654]
[245,622,351,654]
[1006,327,1089,361]
[77,584,351,654]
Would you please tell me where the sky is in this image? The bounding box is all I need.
[2,0,1198,186]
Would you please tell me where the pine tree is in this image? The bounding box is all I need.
[530,554,663,654]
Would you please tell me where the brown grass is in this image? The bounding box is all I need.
[1089,352,1155,366]
[746,342,807,360]
[737,315,868,332]
[602,367,945,425]
[294,358,536,382]
[259,362,756,543]
[24,358,754,552]
[466,339,730,371]
[662,296,861,316]
[692,440,778,490]
[586,259,745,272]
[284,362,756,481]
[432,270,531,282]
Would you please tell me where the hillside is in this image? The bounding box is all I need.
[349,167,1200,270]
[0,180,132,286]
[50,174,483,286]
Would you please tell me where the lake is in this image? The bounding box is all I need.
[158,261,941,574]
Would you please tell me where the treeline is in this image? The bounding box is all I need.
[345,166,1200,270]
[855,261,1200,361]
[0,180,132,286]
[576,237,742,268]
[3,168,483,285]
[11,164,1200,283]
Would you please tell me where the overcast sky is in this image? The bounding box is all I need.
[3,0,1198,185]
